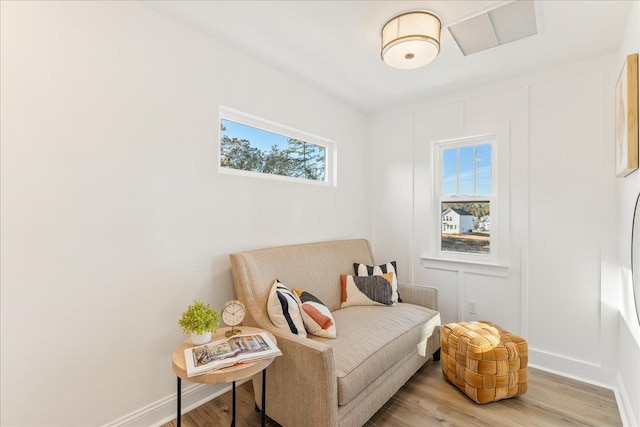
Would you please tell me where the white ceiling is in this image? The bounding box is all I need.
[149,1,633,113]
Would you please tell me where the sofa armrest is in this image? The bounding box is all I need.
[398,283,438,311]
[398,284,441,360]
[253,329,338,426]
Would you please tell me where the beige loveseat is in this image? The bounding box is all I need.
[229,239,441,427]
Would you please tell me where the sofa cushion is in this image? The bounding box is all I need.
[293,288,337,339]
[354,261,401,304]
[340,273,395,308]
[312,303,439,406]
[266,280,307,337]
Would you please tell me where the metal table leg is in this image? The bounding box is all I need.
[231,380,236,427]
[177,377,181,427]
[177,367,267,427]
[262,369,266,427]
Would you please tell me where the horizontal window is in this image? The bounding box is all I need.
[219,107,335,185]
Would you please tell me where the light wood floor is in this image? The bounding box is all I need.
[163,360,622,427]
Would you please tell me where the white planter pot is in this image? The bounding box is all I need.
[190,331,212,345]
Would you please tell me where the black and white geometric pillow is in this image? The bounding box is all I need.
[354,261,402,303]
[267,280,306,337]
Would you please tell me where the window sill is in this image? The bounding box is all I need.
[420,256,509,277]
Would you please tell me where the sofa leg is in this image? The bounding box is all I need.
[432,348,441,361]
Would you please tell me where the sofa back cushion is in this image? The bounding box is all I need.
[230,239,375,328]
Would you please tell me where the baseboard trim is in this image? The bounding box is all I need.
[528,362,615,392]
[616,371,638,427]
[103,379,249,427]
[527,347,617,387]
[528,348,630,426]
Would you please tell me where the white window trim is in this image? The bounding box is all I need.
[419,256,509,277]
[218,106,337,187]
[434,134,497,262]
[422,122,510,271]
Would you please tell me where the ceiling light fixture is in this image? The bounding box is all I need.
[381,11,442,70]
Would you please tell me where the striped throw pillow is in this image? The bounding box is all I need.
[354,261,401,304]
[267,280,306,337]
[293,289,336,339]
[340,273,395,308]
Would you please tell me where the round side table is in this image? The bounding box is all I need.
[172,326,277,427]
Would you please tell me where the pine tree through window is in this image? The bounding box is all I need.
[219,112,330,183]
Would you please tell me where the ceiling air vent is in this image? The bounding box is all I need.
[448,0,539,56]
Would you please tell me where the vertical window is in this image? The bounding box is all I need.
[436,136,495,256]
[219,107,335,185]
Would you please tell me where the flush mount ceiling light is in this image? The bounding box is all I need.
[381,11,442,70]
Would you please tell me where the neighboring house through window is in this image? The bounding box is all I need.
[434,135,496,258]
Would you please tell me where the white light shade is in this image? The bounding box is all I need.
[381,11,441,70]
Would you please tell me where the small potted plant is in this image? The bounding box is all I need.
[178,299,220,345]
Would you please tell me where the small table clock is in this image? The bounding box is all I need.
[222,300,246,337]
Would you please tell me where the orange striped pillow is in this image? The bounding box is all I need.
[293,288,336,339]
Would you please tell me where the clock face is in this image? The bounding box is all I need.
[222,300,245,326]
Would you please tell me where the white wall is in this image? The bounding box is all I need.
[0,2,370,426]
[370,52,628,406]
[614,2,640,425]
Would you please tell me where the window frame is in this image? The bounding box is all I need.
[218,106,337,187]
[433,133,499,264]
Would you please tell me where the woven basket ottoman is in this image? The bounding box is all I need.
[441,321,528,404]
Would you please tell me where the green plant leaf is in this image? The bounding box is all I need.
[178,299,220,335]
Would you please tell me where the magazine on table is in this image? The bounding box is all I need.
[184,332,282,377]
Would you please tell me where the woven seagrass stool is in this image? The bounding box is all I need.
[441,321,528,404]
